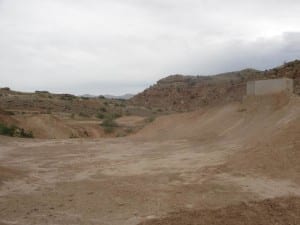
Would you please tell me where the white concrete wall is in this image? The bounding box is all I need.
[247,78,294,96]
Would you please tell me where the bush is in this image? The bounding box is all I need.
[79,112,89,117]
[0,123,15,136]
[101,117,118,133]
[96,113,105,119]
[101,117,118,127]
[19,129,34,138]
[100,107,107,112]
[112,112,122,118]
[0,123,33,138]
[145,116,156,123]
[6,111,15,115]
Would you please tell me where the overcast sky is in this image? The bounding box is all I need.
[0,0,300,95]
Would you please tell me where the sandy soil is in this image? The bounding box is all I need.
[140,196,300,225]
[0,94,299,225]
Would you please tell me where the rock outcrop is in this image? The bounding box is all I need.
[131,60,300,111]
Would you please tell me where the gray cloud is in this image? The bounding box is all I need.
[0,0,300,95]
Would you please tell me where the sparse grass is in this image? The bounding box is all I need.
[103,126,114,133]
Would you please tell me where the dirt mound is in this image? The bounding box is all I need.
[139,196,300,225]
[135,93,299,142]
[13,114,108,139]
[134,93,300,183]
[131,60,300,111]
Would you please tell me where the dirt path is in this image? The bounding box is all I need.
[0,136,299,225]
[139,196,300,225]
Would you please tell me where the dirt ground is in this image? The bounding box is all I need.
[0,94,299,225]
[139,196,300,225]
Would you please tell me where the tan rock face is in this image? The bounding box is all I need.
[131,60,300,111]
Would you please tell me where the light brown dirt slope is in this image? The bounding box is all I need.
[0,112,147,139]
[134,93,300,181]
[139,196,300,225]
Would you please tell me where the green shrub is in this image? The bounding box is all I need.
[96,113,105,119]
[101,117,118,127]
[0,123,33,138]
[112,112,122,118]
[79,112,89,117]
[100,107,107,112]
[0,123,15,136]
[19,129,34,138]
[6,111,15,115]
[145,116,156,123]
[101,117,118,133]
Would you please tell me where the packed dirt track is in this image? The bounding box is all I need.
[0,93,299,225]
[139,197,300,225]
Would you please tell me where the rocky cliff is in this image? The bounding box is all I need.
[131,60,300,111]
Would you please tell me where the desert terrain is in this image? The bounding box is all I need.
[0,88,160,139]
[0,92,299,225]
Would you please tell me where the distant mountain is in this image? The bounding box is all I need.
[104,94,134,100]
[79,94,134,100]
[80,94,97,98]
[130,60,300,111]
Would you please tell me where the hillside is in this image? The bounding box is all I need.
[0,90,154,138]
[131,60,300,111]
